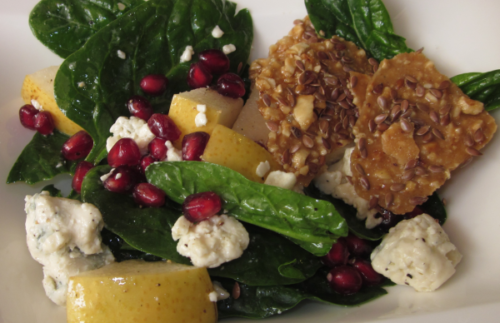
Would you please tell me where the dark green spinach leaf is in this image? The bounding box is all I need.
[29,0,144,58]
[7,130,76,184]
[41,184,63,197]
[54,0,253,163]
[451,70,500,112]
[146,162,348,244]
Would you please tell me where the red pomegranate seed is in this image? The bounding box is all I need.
[199,49,230,75]
[19,104,39,130]
[139,155,157,173]
[351,258,383,286]
[61,131,93,160]
[183,191,222,223]
[103,165,139,193]
[326,265,363,295]
[133,183,166,207]
[72,161,94,193]
[34,111,54,135]
[344,233,372,258]
[322,238,349,268]
[127,95,153,121]
[147,114,181,141]
[140,74,168,96]
[187,62,213,89]
[182,132,210,161]
[216,73,246,98]
[378,208,404,231]
[148,137,168,160]
[107,138,141,168]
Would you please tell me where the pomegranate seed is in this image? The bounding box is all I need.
[199,49,230,75]
[187,62,213,89]
[103,165,139,193]
[405,206,424,220]
[183,191,222,223]
[139,155,157,173]
[107,138,141,168]
[19,104,39,130]
[34,111,54,135]
[344,233,372,258]
[322,238,349,268]
[377,208,404,231]
[351,258,383,286]
[72,161,94,193]
[147,114,181,141]
[326,265,363,295]
[133,183,166,207]
[148,137,168,160]
[61,131,93,160]
[216,73,245,98]
[127,95,153,121]
[140,74,168,96]
[182,132,210,161]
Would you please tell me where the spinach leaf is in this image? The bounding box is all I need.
[81,165,190,264]
[6,131,76,185]
[217,270,391,319]
[146,162,348,244]
[286,237,332,257]
[54,0,253,163]
[451,70,500,112]
[29,0,144,58]
[304,184,447,240]
[41,184,63,197]
[305,0,412,61]
[209,225,322,286]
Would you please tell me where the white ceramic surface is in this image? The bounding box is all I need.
[1,0,500,322]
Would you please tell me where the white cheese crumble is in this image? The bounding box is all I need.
[165,140,183,161]
[77,82,85,88]
[100,168,114,182]
[212,281,230,301]
[25,192,114,306]
[117,2,126,10]
[117,50,127,59]
[180,45,195,63]
[31,99,43,111]
[208,291,218,302]
[315,147,380,228]
[106,116,155,155]
[222,44,236,55]
[255,160,271,178]
[171,214,249,268]
[264,171,297,190]
[195,104,208,127]
[371,213,462,292]
[211,25,224,38]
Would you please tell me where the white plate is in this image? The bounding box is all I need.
[1,0,500,322]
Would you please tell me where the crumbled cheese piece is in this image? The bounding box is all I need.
[115,173,122,179]
[180,45,195,63]
[264,171,297,190]
[212,281,230,301]
[371,213,462,292]
[315,147,381,228]
[165,140,183,161]
[31,99,43,111]
[117,50,126,59]
[222,44,236,55]
[208,291,218,302]
[100,168,114,182]
[195,104,208,127]
[25,192,114,306]
[255,160,271,178]
[106,116,155,155]
[211,25,224,38]
[117,2,126,10]
[77,82,85,88]
[171,214,249,268]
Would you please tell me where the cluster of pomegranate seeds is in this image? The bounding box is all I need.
[19,104,55,135]
[72,161,94,193]
[182,191,222,223]
[61,131,93,160]
[107,138,142,168]
[216,73,246,98]
[140,74,169,96]
[182,132,210,161]
[148,113,181,141]
[127,95,153,121]
[133,183,166,207]
[323,233,382,295]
